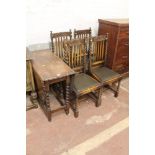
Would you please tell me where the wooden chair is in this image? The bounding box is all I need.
[63,38,102,117]
[74,28,92,70]
[74,28,91,39]
[50,30,72,99]
[50,30,72,59]
[88,34,122,97]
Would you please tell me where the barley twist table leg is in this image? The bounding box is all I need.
[65,77,70,115]
[43,83,51,121]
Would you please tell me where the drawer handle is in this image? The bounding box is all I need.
[124,43,129,46]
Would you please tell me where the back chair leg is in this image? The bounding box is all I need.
[96,88,102,107]
[74,97,79,118]
[114,79,121,97]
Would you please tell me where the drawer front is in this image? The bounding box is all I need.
[113,63,129,74]
[119,27,129,39]
[115,38,129,65]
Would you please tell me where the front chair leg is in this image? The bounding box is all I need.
[96,88,102,107]
[74,97,79,118]
[114,79,121,97]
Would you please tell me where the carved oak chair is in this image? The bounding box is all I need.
[88,34,122,97]
[63,38,102,117]
[74,28,92,69]
[50,30,72,98]
[74,28,91,39]
[50,30,72,59]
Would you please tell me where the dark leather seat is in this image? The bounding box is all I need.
[72,73,101,95]
[92,67,121,83]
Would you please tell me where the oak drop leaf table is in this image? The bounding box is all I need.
[31,50,75,121]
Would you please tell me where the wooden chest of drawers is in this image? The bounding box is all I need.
[98,19,129,76]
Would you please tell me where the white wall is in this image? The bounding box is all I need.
[26,0,128,50]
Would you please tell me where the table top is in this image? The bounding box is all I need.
[31,50,75,81]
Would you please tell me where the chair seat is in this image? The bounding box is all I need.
[92,67,121,83]
[72,73,101,95]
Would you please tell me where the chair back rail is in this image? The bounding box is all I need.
[50,30,72,59]
[89,34,108,71]
[63,39,87,73]
[74,28,91,39]
[74,28,92,65]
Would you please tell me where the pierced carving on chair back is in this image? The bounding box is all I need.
[74,28,91,39]
[63,39,87,73]
[89,34,108,68]
[50,30,72,59]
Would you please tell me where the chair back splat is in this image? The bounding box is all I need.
[63,39,87,73]
[89,34,108,71]
[50,30,72,59]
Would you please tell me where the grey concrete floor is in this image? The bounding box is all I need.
[26,78,129,155]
